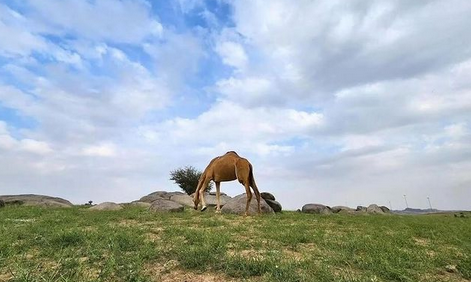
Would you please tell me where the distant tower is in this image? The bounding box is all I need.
[427,197,433,210]
[403,195,409,209]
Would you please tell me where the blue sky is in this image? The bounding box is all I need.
[1,0,471,210]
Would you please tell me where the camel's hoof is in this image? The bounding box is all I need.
[215,210,221,214]
[201,206,207,212]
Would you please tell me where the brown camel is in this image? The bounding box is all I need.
[193,151,261,216]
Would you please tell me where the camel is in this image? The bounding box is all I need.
[193,151,261,216]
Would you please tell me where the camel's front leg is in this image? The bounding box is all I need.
[199,176,211,211]
[215,181,221,213]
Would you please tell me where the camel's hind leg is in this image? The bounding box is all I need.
[215,181,221,213]
[243,183,252,217]
[235,159,253,216]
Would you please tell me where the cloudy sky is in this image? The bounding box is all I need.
[1,0,470,210]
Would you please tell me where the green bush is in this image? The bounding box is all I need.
[170,166,212,195]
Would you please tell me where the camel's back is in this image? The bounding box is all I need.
[209,152,241,181]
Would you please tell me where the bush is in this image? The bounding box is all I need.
[170,166,212,195]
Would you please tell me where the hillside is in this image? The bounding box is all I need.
[0,205,470,281]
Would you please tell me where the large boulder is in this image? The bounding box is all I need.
[331,206,355,214]
[260,192,275,201]
[302,204,332,214]
[129,201,152,208]
[0,194,73,208]
[149,198,184,212]
[356,206,367,213]
[367,204,384,214]
[202,193,232,207]
[170,194,194,207]
[221,193,274,215]
[140,191,185,202]
[380,206,391,213]
[265,199,282,212]
[89,202,123,211]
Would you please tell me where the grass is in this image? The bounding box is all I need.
[0,205,470,281]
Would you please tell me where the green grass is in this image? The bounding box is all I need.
[0,206,470,281]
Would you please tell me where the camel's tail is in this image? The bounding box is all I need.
[249,164,261,199]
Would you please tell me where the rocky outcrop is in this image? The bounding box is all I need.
[302,204,332,214]
[221,194,274,215]
[260,192,275,201]
[0,194,73,208]
[139,191,186,203]
[149,198,184,212]
[380,206,390,213]
[356,206,367,213]
[265,199,282,212]
[331,206,355,214]
[367,204,384,214]
[89,202,123,211]
[129,201,152,208]
[170,194,194,207]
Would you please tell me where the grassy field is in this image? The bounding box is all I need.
[0,205,470,282]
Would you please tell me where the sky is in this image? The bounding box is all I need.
[0,0,470,211]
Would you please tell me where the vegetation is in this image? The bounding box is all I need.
[0,205,470,281]
[170,166,212,195]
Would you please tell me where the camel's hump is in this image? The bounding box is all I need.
[225,151,239,156]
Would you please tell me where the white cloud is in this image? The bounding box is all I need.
[82,143,117,157]
[26,0,162,43]
[215,41,248,71]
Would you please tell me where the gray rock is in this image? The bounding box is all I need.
[302,204,332,214]
[209,191,227,196]
[356,206,367,213]
[260,192,275,201]
[380,206,390,213]
[265,199,282,212]
[89,202,123,211]
[140,191,185,202]
[0,199,4,208]
[221,193,274,215]
[149,198,184,212]
[202,193,232,207]
[129,201,152,208]
[367,204,384,214]
[0,194,73,208]
[331,206,355,214]
[170,194,194,207]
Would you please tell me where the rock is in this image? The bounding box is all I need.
[89,202,123,211]
[170,194,194,207]
[302,204,332,214]
[331,206,355,214]
[209,191,227,196]
[356,206,367,213]
[149,198,184,212]
[380,206,390,213]
[367,204,384,214]
[260,192,275,201]
[0,194,73,207]
[221,193,274,215]
[265,199,282,212]
[203,193,232,207]
[129,201,152,208]
[0,199,4,208]
[445,265,457,273]
[140,191,185,202]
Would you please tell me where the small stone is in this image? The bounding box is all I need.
[445,265,457,273]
